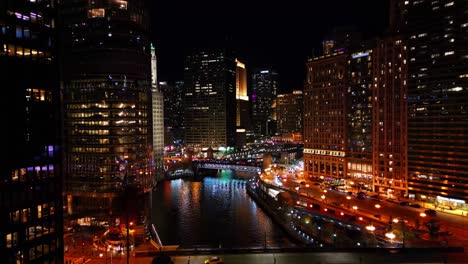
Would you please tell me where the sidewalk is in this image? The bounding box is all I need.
[420,202,468,217]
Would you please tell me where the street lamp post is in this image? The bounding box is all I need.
[352,205,358,216]
[393,218,406,248]
[366,224,376,247]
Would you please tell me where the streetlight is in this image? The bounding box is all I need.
[375,204,381,209]
[385,232,396,244]
[346,196,351,208]
[393,218,407,248]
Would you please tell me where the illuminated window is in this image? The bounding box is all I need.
[112,0,128,10]
[88,8,105,18]
[6,232,18,248]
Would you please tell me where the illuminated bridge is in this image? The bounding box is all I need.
[194,162,262,173]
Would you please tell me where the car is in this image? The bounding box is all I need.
[300,181,306,185]
[204,256,223,264]
[424,209,437,216]
[399,201,409,206]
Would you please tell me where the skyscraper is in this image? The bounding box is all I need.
[160,81,185,146]
[277,90,303,135]
[60,0,154,220]
[235,59,250,148]
[403,0,468,206]
[346,49,374,189]
[251,68,279,136]
[151,44,164,182]
[372,36,408,198]
[183,49,236,151]
[2,1,63,262]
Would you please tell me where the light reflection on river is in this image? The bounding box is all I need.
[151,173,294,248]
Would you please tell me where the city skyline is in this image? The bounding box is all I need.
[3,1,467,263]
[150,0,390,91]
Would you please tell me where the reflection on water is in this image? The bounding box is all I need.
[151,174,293,248]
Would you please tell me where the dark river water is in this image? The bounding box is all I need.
[151,173,294,248]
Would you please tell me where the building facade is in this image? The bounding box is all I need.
[160,81,185,146]
[251,68,279,137]
[235,59,250,148]
[346,49,374,189]
[151,44,164,182]
[403,0,468,206]
[1,0,63,262]
[183,49,236,151]
[61,0,154,220]
[277,90,303,135]
[304,51,348,182]
[372,36,408,198]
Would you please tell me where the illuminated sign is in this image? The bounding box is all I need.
[351,52,369,59]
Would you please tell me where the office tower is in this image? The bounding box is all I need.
[160,81,185,145]
[61,0,154,220]
[346,49,374,189]
[251,68,279,136]
[151,44,164,181]
[235,59,250,148]
[1,1,63,263]
[184,49,236,151]
[403,0,468,206]
[277,90,303,136]
[304,48,347,182]
[372,36,408,198]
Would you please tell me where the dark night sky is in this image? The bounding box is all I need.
[150,0,389,93]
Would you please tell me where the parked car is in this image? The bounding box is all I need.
[205,256,223,264]
[409,203,422,208]
[424,209,437,216]
[399,201,409,206]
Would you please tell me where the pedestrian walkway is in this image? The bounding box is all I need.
[419,201,468,217]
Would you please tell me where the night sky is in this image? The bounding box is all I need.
[150,0,389,93]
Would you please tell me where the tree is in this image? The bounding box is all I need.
[424,219,441,239]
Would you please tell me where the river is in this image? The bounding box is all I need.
[151,172,295,248]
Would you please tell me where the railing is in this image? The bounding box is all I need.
[196,162,261,173]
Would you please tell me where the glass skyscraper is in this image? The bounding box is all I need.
[2,0,63,262]
[60,0,154,221]
[403,0,468,207]
[183,48,236,151]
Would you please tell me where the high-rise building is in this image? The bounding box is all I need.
[151,44,164,182]
[235,59,250,148]
[277,90,303,135]
[304,49,347,182]
[160,81,185,146]
[184,49,236,151]
[61,0,154,220]
[403,0,468,206]
[372,36,408,198]
[2,1,63,262]
[346,49,374,189]
[251,68,279,136]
